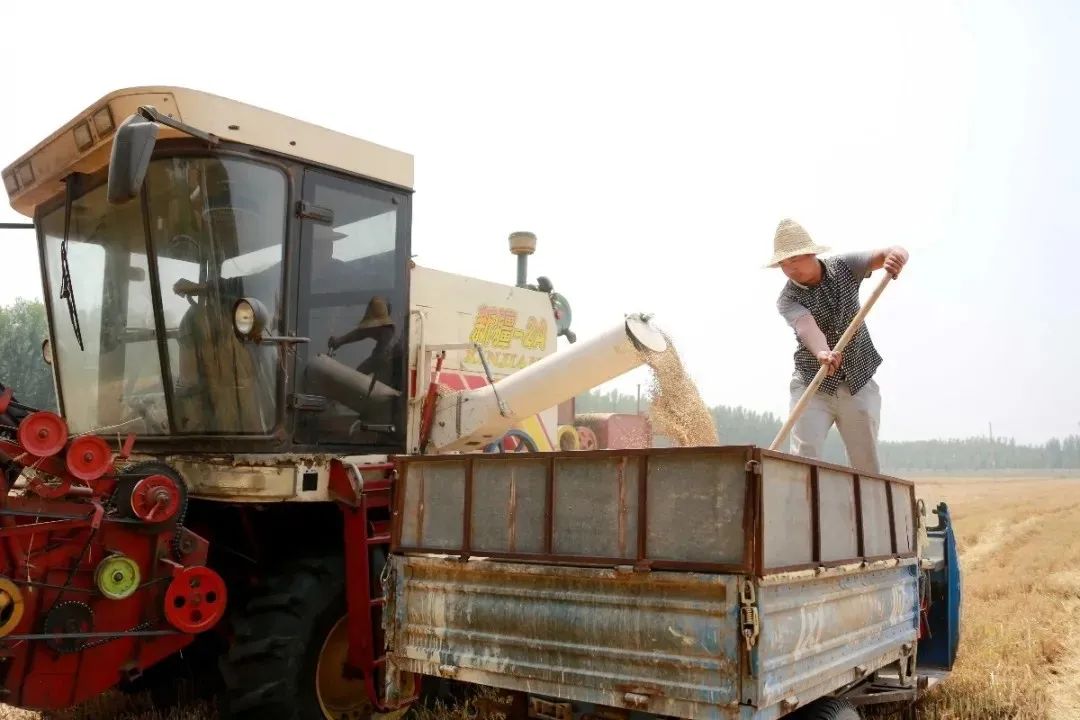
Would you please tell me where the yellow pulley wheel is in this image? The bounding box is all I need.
[95,555,142,600]
[0,577,25,638]
[556,425,580,451]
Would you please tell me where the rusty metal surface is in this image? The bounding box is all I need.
[393,446,918,576]
[385,555,742,720]
[817,468,858,562]
[132,453,393,502]
[392,447,755,573]
[169,459,295,500]
[755,451,917,573]
[748,559,920,710]
[759,457,813,568]
[385,554,920,720]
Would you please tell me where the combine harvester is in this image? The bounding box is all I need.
[0,87,961,720]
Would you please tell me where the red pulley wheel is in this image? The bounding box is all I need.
[130,474,182,523]
[164,566,227,634]
[66,435,113,482]
[576,426,599,451]
[17,411,68,458]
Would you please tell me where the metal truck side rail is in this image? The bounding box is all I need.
[390,446,917,575]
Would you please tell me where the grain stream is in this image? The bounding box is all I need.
[639,332,718,447]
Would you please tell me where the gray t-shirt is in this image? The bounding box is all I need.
[776,251,874,328]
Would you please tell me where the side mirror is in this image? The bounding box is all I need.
[107,112,159,205]
[41,338,52,366]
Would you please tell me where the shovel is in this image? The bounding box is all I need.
[769,272,893,452]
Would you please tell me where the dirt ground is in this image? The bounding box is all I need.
[1,475,1076,720]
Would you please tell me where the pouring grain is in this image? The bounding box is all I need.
[639,334,718,447]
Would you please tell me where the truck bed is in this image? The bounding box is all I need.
[385,446,921,719]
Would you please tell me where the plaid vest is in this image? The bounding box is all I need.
[781,257,882,396]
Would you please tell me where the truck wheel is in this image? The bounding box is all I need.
[220,555,384,720]
[796,698,861,720]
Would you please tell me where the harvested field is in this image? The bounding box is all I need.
[0,691,215,719]
[2,475,1076,720]
[892,475,1080,720]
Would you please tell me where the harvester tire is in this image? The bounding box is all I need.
[796,697,862,720]
[220,553,384,720]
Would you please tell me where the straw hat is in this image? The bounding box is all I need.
[764,218,831,268]
[356,296,394,329]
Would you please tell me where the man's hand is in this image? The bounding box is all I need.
[328,335,341,352]
[883,246,909,278]
[816,350,843,376]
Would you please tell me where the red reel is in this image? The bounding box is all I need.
[17,411,68,458]
[129,474,182,523]
[65,435,113,482]
[164,566,227,634]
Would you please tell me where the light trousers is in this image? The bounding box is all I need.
[788,373,882,474]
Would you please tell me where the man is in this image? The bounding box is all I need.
[328,295,397,379]
[767,218,908,474]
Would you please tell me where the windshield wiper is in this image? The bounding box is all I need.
[59,173,85,351]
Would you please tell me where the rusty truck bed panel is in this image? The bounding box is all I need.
[385,555,743,719]
[394,446,755,573]
[386,556,920,720]
[751,560,920,710]
[391,446,916,575]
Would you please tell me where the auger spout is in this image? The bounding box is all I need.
[427,313,667,453]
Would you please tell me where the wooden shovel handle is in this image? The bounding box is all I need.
[769,273,893,452]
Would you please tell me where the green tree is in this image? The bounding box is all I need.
[575,388,1080,471]
[0,299,56,410]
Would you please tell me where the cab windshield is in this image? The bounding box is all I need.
[40,156,287,436]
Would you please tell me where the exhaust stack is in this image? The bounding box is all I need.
[427,314,667,453]
[510,231,536,288]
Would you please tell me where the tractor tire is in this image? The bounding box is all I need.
[796,697,862,720]
[220,554,386,720]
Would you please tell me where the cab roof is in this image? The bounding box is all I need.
[2,86,414,218]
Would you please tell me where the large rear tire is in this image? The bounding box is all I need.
[220,555,384,720]
[796,697,862,719]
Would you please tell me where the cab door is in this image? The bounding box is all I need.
[291,169,411,450]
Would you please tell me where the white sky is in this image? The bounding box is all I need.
[2,1,1077,444]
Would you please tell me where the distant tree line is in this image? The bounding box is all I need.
[0,299,55,411]
[576,388,1080,472]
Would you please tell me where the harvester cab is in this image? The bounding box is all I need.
[0,86,667,717]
